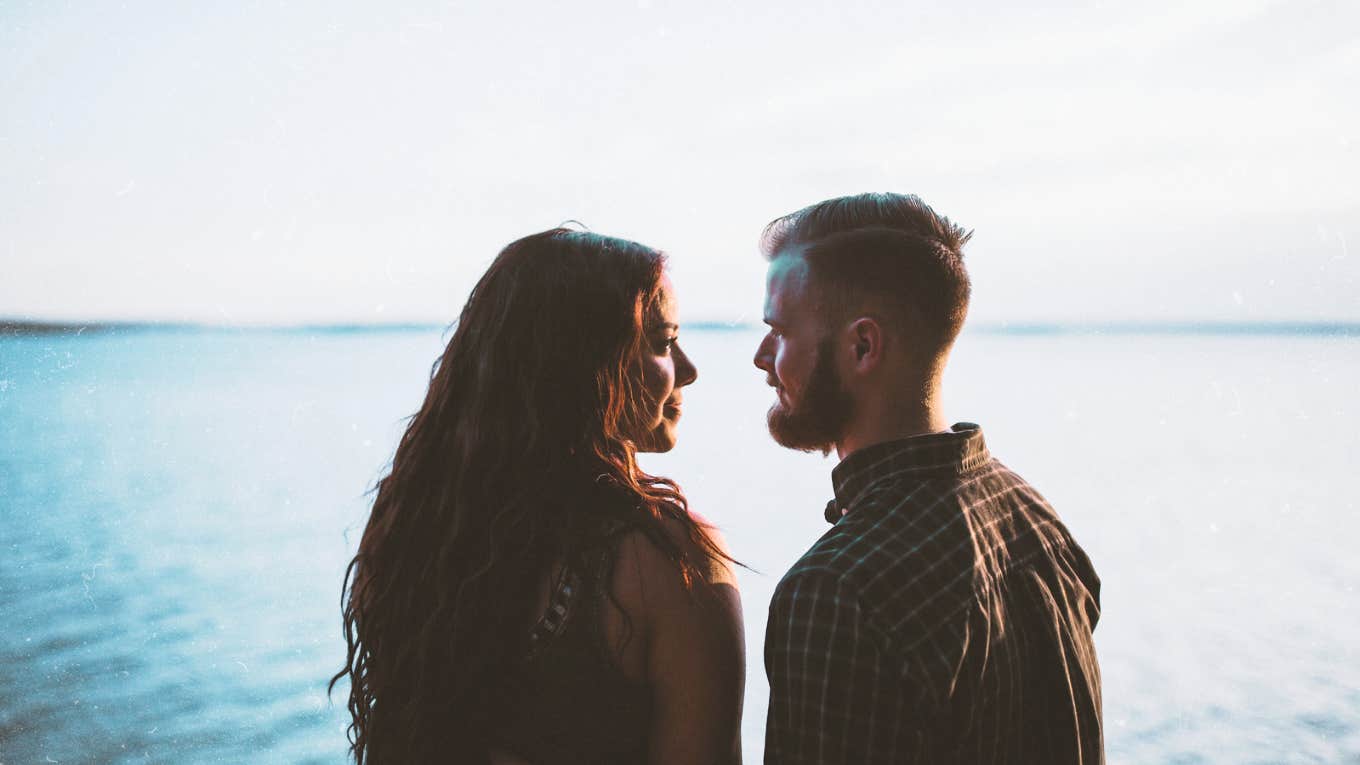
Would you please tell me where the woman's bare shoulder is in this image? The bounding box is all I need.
[615,510,738,598]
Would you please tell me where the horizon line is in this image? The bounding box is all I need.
[3,318,1359,338]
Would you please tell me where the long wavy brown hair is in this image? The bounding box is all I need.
[331,228,723,764]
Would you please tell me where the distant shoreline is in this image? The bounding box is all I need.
[2,319,1358,338]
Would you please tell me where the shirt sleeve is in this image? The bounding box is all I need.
[763,570,920,764]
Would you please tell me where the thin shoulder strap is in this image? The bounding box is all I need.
[524,566,583,661]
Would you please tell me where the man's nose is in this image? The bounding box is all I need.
[753,334,773,372]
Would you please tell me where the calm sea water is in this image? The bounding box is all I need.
[1,327,1357,764]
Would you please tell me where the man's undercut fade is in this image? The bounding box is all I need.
[760,192,973,361]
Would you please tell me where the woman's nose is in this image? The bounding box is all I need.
[675,343,698,386]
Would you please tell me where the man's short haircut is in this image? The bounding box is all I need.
[760,192,973,362]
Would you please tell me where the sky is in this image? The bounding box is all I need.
[2,0,1357,325]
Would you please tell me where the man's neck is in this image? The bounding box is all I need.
[835,393,947,461]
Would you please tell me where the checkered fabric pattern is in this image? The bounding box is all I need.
[764,423,1103,764]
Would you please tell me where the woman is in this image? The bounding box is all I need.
[332,229,745,764]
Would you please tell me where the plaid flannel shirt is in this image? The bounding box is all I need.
[764,423,1103,764]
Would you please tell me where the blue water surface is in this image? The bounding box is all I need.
[1,328,1357,764]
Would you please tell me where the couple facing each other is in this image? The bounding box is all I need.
[331,192,1104,764]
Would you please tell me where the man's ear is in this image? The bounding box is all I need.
[847,316,884,373]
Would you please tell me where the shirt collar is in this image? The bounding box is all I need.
[825,422,991,523]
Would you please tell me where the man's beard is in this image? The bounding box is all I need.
[767,337,853,456]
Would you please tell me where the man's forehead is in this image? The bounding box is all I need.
[765,248,813,307]
[766,248,810,289]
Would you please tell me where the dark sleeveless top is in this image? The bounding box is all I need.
[487,540,652,764]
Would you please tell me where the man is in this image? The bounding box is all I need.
[755,193,1103,764]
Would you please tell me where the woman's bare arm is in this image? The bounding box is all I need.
[622,517,745,765]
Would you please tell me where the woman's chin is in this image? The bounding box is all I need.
[636,423,678,454]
